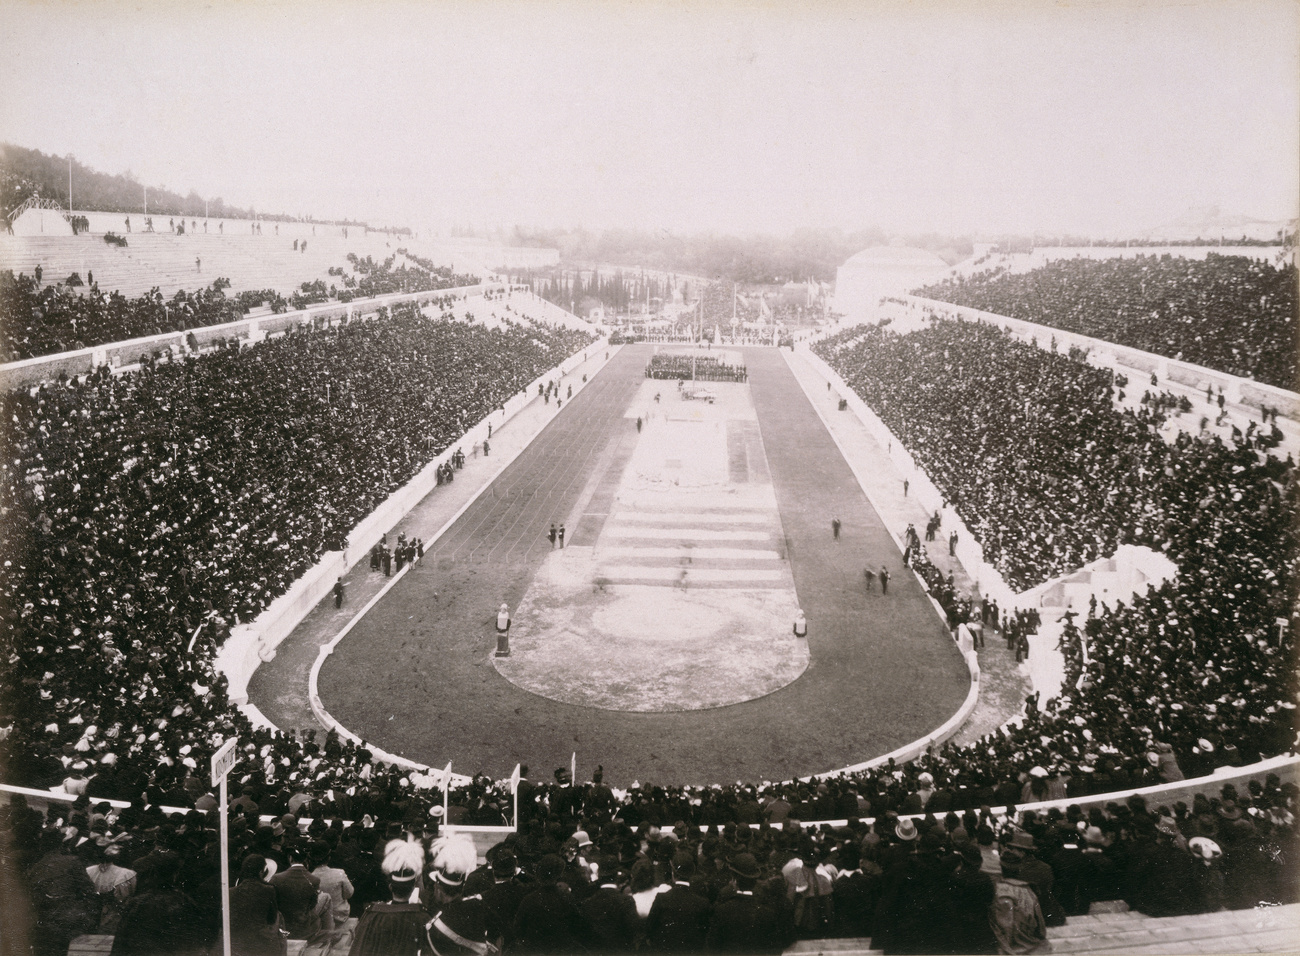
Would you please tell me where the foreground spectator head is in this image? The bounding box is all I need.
[535,853,564,885]
[491,850,519,879]
[427,834,477,901]
[381,838,424,898]
[730,852,761,888]
[238,854,268,883]
[1000,847,1026,877]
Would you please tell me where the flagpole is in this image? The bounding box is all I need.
[511,763,521,830]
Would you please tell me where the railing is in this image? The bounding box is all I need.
[7,753,1296,841]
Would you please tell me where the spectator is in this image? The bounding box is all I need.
[109,856,208,956]
[226,854,283,956]
[347,839,427,955]
[989,849,1047,954]
[915,253,1298,389]
[307,841,354,928]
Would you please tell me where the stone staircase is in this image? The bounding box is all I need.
[785,939,883,955]
[1043,902,1300,954]
[66,903,1300,956]
[0,232,453,300]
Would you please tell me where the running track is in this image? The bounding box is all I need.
[317,345,968,785]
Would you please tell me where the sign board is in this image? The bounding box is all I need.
[210,738,238,787]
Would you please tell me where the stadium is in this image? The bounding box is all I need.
[1,3,1299,956]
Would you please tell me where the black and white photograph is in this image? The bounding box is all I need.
[0,1,1297,954]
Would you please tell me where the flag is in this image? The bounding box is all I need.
[570,752,577,785]
[441,760,453,818]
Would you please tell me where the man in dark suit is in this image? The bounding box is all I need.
[515,765,537,825]
[511,854,587,953]
[481,850,531,950]
[228,854,283,956]
[647,853,712,952]
[830,842,879,939]
[579,855,637,952]
[268,844,325,939]
[705,853,789,954]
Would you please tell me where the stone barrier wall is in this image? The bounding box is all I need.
[217,337,610,708]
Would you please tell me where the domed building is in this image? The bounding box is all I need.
[834,245,951,319]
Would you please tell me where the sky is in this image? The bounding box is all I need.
[1,0,1297,238]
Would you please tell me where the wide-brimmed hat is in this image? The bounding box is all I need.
[895,819,918,842]
[1217,801,1242,821]
[1009,830,1036,851]
[1188,837,1222,861]
[729,852,761,879]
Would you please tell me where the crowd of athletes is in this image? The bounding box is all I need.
[2,260,1300,952]
[913,253,1298,390]
[0,254,479,361]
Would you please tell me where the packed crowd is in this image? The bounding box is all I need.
[817,319,1177,590]
[645,355,748,382]
[4,281,1300,951]
[0,254,481,361]
[6,761,1297,955]
[332,252,478,303]
[913,253,1299,390]
[814,314,1297,760]
[0,307,597,804]
[1,273,246,360]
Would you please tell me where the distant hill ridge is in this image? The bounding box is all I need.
[0,142,388,229]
